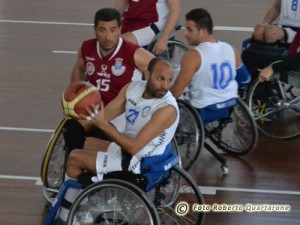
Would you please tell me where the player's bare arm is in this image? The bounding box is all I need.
[103,82,129,122]
[134,48,155,73]
[90,102,177,156]
[114,0,128,15]
[82,85,128,152]
[234,48,243,68]
[103,104,177,155]
[71,48,86,83]
[152,0,180,54]
[131,105,177,154]
[170,49,200,98]
[263,0,281,23]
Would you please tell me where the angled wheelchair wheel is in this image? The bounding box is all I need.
[208,98,258,156]
[67,179,160,225]
[247,73,300,141]
[41,118,68,203]
[164,39,189,65]
[148,165,205,225]
[175,99,205,171]
[170,138,182,168]
[148,39,189,64]
[167,40,191,100]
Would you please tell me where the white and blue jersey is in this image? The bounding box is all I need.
[125,80,179,157]
[189,41,238,109]
[279,0,300,27]
[94,80,179,184]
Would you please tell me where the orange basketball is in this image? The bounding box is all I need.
[62,81,101,119]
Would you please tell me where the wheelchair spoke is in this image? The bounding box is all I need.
[248,77,300,140]
[68,180,160,225]
[148,166,205,225]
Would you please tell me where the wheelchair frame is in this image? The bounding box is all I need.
[176,98,258,174]
[41,118,68,203]
[43,164,205,225]
[242,37,300,141]
[40,120,204,224]
[68,165,205,225]
[247,71,300,141]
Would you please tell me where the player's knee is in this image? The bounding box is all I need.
[66,149,82,177]
[253,25,266,41]
[264,26,283,43]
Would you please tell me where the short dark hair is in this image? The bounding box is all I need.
[185,8,213,34]
[148,57,172,74]
[94,8,121,27]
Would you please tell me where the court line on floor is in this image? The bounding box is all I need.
[0,19,253,32]
[0,19,93,26]
[0,126,54,133]
[199,186,300,195]
[52,50,77,54]
[1,174,300,196]
[0,175,43,185]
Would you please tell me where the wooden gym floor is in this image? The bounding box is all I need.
[0,0,299,224]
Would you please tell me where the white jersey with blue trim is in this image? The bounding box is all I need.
[125,80,179,157]
[189,41,238,109]
[279,0,300,27]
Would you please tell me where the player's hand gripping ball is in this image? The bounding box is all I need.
[62,81,101,119]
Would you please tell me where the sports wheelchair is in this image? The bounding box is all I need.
[242,38,300,141]
[246,69,300,141]
[175,98,258,174]
[41,24,190,201]
[41,119,205,225]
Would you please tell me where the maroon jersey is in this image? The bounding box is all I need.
[289,30,300,56]
[121,0,169,33]
[81,38,140,106]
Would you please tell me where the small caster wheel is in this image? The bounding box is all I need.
[221,164,229,175]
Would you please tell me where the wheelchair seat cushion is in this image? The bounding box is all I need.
[197,98,237,124]
[103,171,148,191]
[141,143,179,192]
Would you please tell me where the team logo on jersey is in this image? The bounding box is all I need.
[97,64,110,78]
[85,56,95,61]
[111,58,125,76]
[101,64,107,71]
[86,61,95,76]
[142,106,151,117]
[128,98,137,106]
